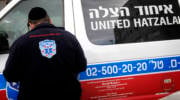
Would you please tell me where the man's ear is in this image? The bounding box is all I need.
[49,18,53,24]
[28,23,36,30]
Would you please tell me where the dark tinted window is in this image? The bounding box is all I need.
[81,0,180,45]
[0,0,64,53]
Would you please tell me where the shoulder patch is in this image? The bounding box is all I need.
[39,39,56,59]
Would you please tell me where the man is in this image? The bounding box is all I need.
[3,7,87,100]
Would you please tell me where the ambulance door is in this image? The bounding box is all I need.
[73,0,180,99]
[0,0,64,100]
[0,0,64,72]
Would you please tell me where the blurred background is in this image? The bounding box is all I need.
[0,0,11,10]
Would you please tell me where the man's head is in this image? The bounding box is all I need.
[28,7,52,30]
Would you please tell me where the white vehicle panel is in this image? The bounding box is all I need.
[73,0,180,64]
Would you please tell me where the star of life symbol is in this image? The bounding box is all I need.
[39,39,56,59]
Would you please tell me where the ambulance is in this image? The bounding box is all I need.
[0,0,180,100]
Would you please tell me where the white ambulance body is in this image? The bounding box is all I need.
[0,0,180,99]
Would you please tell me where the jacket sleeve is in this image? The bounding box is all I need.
[74,37,87,73]
[3,41,23,82]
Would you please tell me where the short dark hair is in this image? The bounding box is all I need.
[28,7,50,24]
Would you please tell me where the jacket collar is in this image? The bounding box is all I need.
[28,23,65,34]
[32,23,55,31]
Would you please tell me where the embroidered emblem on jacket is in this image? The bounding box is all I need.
[39,39,56,58]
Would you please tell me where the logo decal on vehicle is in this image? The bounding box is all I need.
[39,39,56,59]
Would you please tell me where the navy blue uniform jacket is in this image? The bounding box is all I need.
[3,23,87,100]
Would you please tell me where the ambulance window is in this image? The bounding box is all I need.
[0,0,64,53]
[81,0,180,45]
